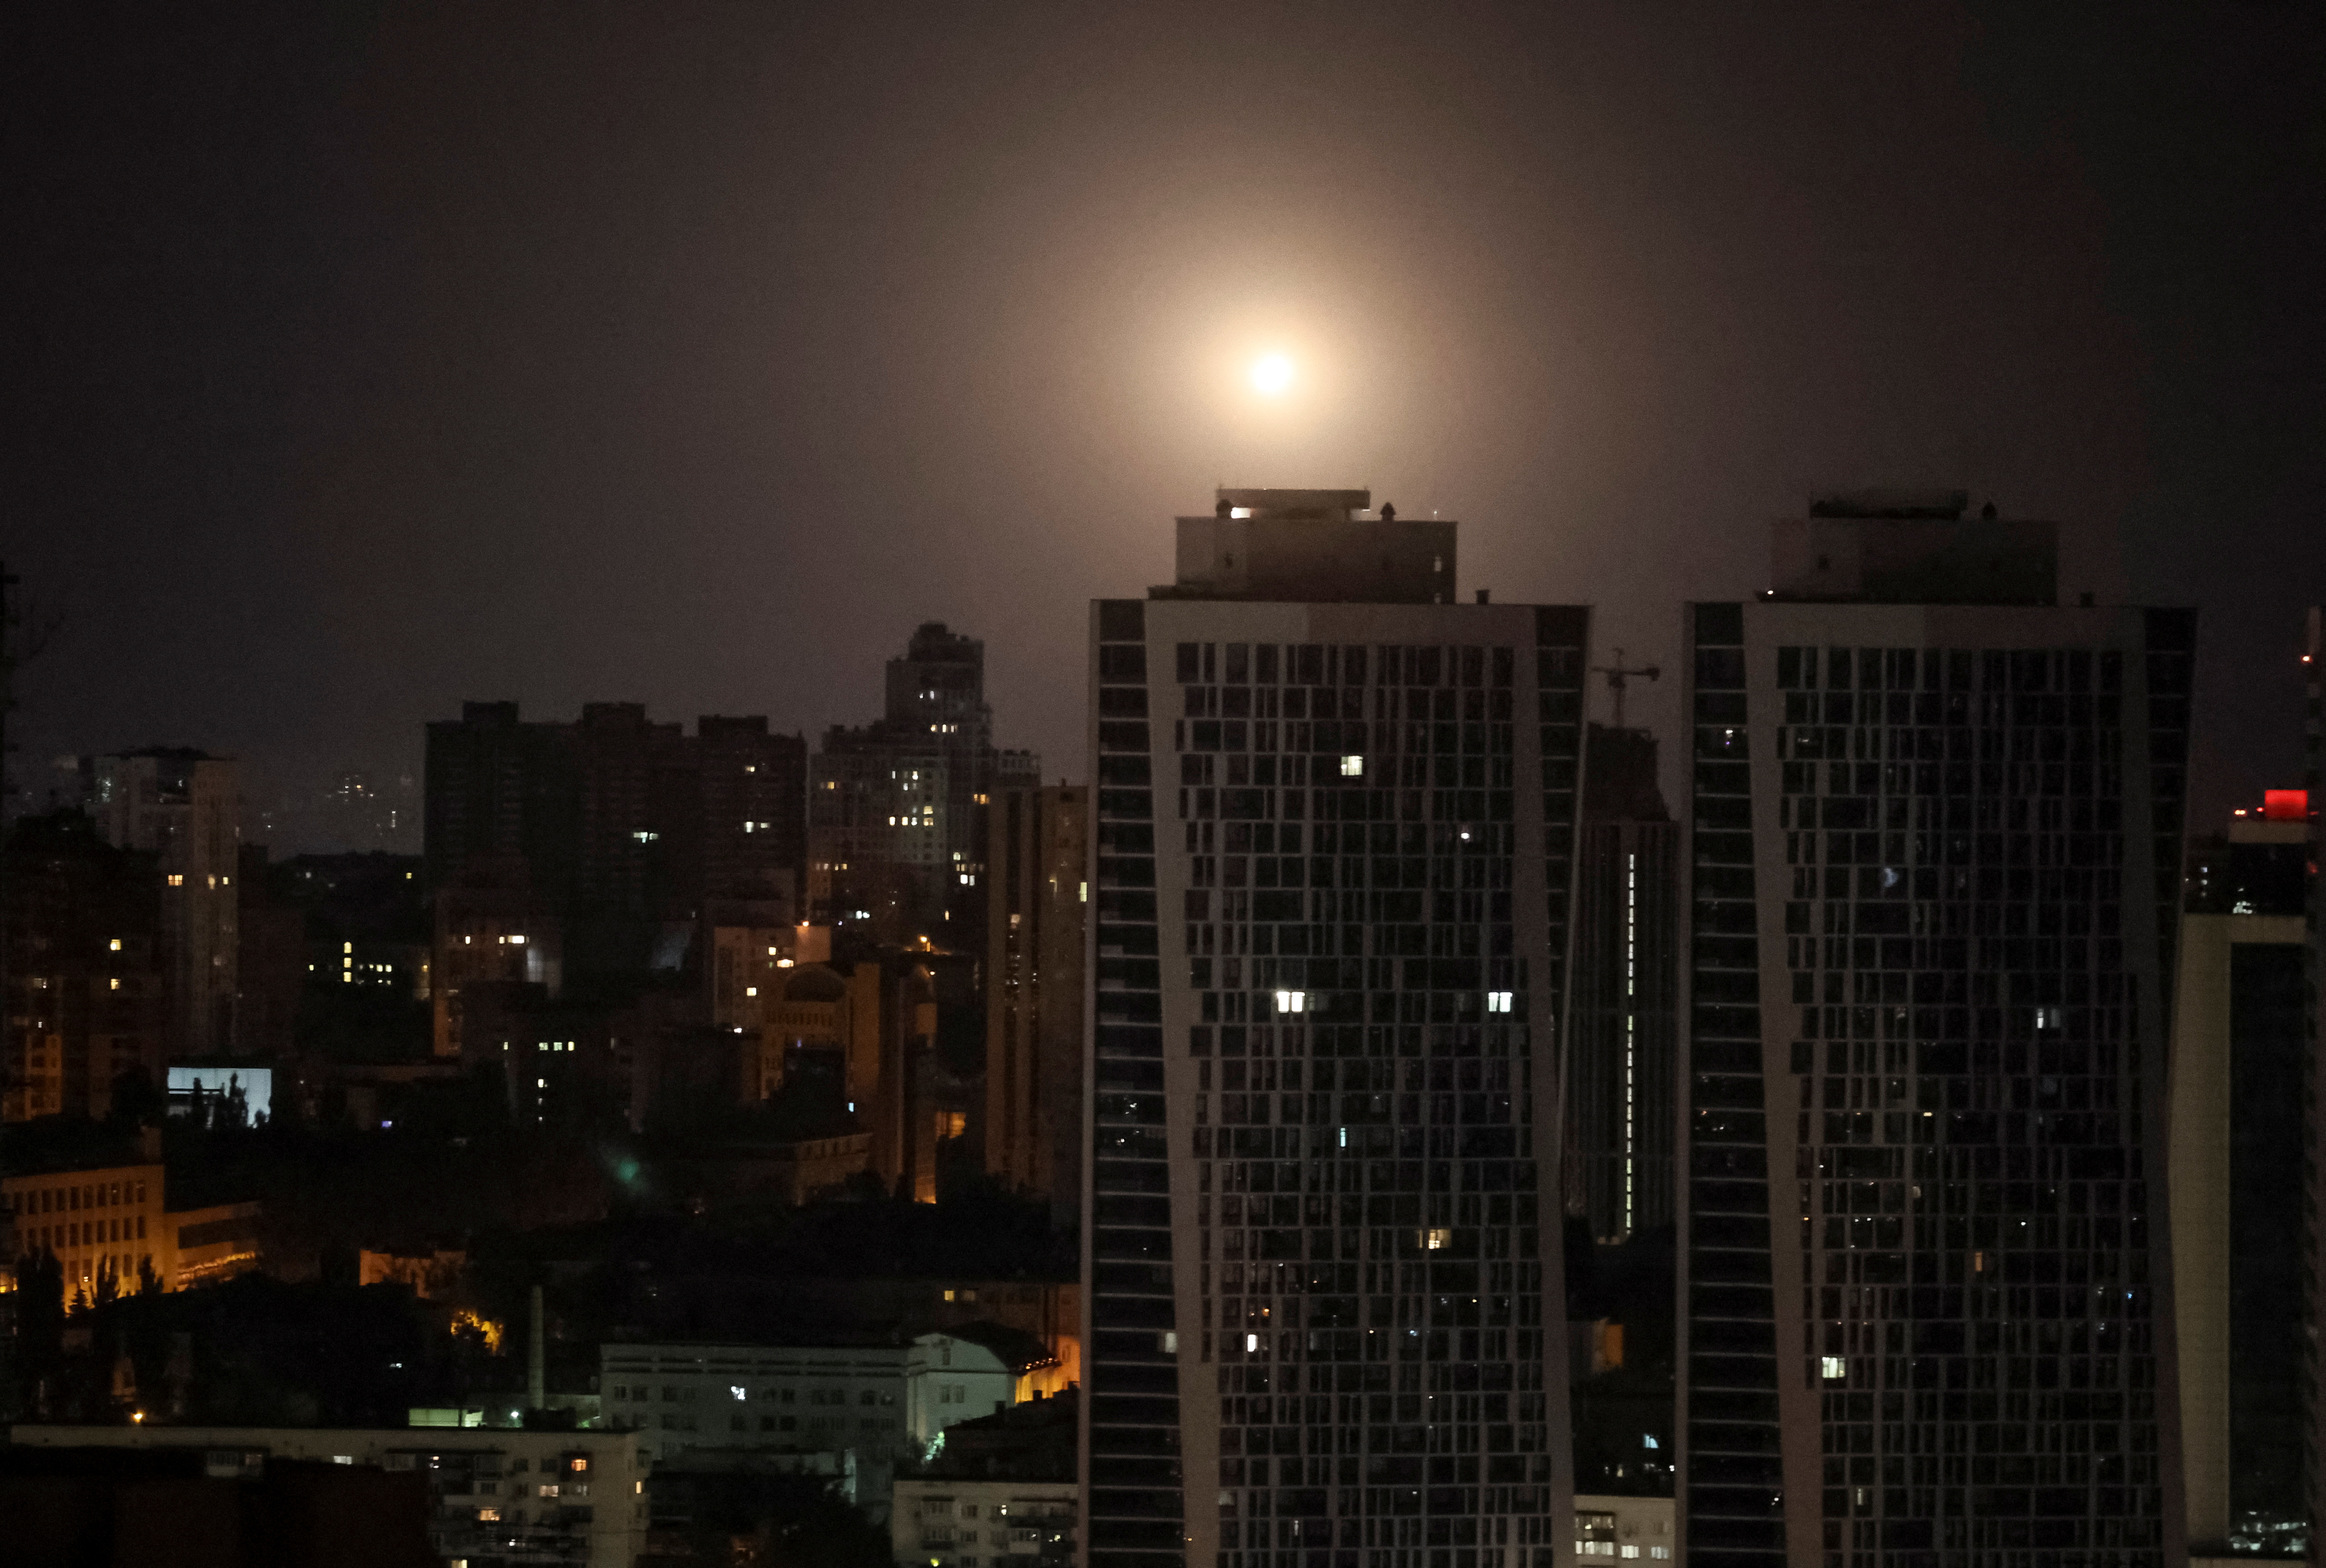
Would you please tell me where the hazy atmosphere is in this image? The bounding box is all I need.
[12,3,2322,840]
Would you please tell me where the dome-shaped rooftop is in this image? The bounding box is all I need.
[784,965,848,1003]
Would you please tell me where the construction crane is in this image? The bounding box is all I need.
[1590,647,1660,730]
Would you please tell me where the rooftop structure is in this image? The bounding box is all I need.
[1156,486,1457,604]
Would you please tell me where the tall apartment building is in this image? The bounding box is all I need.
[2168,799,2307,1557]
[92,748,239,1057]
[809,736,951,938]
[3,811,166,1122]
[2303,606,2325,1555]
[1079,488,1585,1568]
[1677,491,2191,1566]
[809,623,1039,938]
[1568,724,1680,1242]
[986,784,1089,1216]
[423,701,808,976]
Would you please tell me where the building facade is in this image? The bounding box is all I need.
[1677,492,2191,1566]
[3,811,167,1122]
[2,1158,262,1298]
[1567,725,1680,1242]
[423,700,809,977]
[93,749,239,1057]
[2169,805,2307,1557]
[1079,488,1584,1568]
[7,1423,647,1568]
[986,785,1089,1215]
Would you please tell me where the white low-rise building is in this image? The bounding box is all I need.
[1572,1493,1674,1560]
[893,1479,1076,1568]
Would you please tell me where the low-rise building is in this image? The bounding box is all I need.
[891,1389,1076,1568]
[0,1150,262,1299]
[1572,1493,1674,1561]
[600,1341,913,1477]
[9,1423,649,1568]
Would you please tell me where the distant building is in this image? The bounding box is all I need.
[92,749,240,1057]
[810,736,952,939]
[234,844,305,1058]
[0,1440,439,1568]
[423,700,809,977]
[1568,723,1679,1241]
[600,1339,915,1507]
[1,1152,261,1297]
[809,624,1040,939]
[6,1423,647,1568]
[2,810,166,1122]
[984,786,1087,1218]
[2170,798,2309,1557]
[891,1389,1078,1568]
[2305,606,2326,1559]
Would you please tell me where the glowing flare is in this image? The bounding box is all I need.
[1250,354,1293,395]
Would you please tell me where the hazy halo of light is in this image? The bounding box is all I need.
[1250,353,1294,396]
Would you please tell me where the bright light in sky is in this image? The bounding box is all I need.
[1250,353,1293,396]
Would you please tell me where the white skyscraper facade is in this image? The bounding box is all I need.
[1080,489,1587,1568]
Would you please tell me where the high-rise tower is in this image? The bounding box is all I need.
[1080,487,1586,1568]
[92,748,240,1057]
[1569,723,1680,1242]
[1677,490,2191,1566]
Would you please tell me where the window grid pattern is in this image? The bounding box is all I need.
[1684,603,1787,1567]
[1769,627,2185,1568]
[1089,600,1183,1568]
[1156,615,1583,1568]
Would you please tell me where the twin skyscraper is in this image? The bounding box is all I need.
[1078,487,2194,1568]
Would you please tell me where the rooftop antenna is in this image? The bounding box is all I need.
[1590,647,1660,730]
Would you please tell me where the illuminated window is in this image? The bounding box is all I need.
[1340,755,1364,776]
[1245,1333,1259,1352]
[1821,1356,1846,1381]
[477,1508,501,1522]
[168,875,184,887]
[1487,991,1513,1012]
[109,938,122,951]
[508,933,526,945]
[1422,1227,1452,1250]
[1273,990,1306,1014]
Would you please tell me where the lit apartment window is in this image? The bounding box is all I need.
[508,934,525,945]
[1487,991,1513,1013]
[1821,1356,1847,1381]
[1340,755,1364,776]
[109,939,122,951]
[1272,990,1306,1014]
[168,875,184,887]
[1422,1227,1452,1250]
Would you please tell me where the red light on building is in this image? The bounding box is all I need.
[2262,789,2308,822]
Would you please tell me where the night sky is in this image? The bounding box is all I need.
[10,2,2323,846]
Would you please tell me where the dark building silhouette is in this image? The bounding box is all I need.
[985,784,1088,1220]
[233,845,306,1060]
[2168,798,2309,1555]
[2,811,166,1122]
[1569,724,1680,1242]
[1678,491,2190,1565]
[1079,488,1588,1568]
[422,701,807,977]
[810,623,1038,940]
